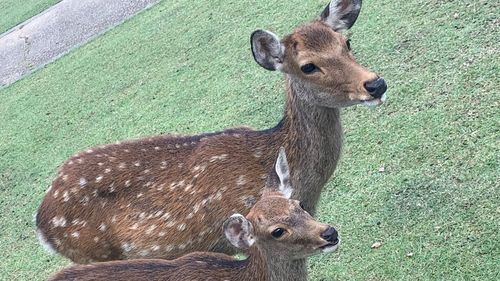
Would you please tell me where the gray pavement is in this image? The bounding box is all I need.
[0,0,160,87]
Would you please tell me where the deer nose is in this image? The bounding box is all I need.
[321,226,338,243]
[364,77,387,99]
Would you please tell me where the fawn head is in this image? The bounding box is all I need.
[251,0,387,107]
[224,147,339,259]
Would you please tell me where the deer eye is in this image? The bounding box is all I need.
[346,39,351,50]
[300,63,317,74]
[271,228,285,238]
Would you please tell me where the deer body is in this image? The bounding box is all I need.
[48,150,338,281]
[37,0,386,264]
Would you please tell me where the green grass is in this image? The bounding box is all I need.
[0,0,498,280]
[0,0,61,34]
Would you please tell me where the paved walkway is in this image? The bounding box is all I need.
[0,0,160,87]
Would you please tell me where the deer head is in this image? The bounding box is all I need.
[224,148,339,260]
[251,0,387,108]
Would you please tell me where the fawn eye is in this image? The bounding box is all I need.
[346,39,351,50]
[300,63,317,74]
[271,228,285,238]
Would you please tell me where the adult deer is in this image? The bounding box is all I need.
[37,0,385,264]
[48,149,340,281]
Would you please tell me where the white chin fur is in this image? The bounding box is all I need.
[380,93,387,103]
[321,243,339,253]
[362,93,387,108]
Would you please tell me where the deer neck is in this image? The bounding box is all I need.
[242,246,307,281]
[279,75,343,214]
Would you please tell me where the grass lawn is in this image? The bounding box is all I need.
[0,0,498,280]
[0,0,61,34]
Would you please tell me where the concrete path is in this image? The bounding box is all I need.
[0,0,160,87]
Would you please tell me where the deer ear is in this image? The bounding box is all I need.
[274,147,293,199]
[223,214,255,249]
[251,30,284,71]
[320,0,362,32]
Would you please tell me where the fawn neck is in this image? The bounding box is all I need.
[281,75,343,214]
[240,246,307,281]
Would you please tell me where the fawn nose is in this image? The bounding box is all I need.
[321,226,338,244]
[364,77,387,99]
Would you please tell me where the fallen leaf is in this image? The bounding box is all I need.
[371,241,382,249]
[378,165,385,173]
[406,252,414,257]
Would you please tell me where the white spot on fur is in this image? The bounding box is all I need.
[209,154,228,162]
[112,215,117,223]
[98,162,104,166]
[184,184,193,192]
[158,231,166,237]
[79,178,87,188]
[161,212,171,220]
[86,149,94,154]
[62,191,69,202]
[53,190,59,198]
[186,212,194,219]
[129,223,139,230]
[154,146,161,150]
[137,193,143,198]
[139,250,149,256]
[71,231,80,238]
[236,175,247,186]
[134,161,141,167]
[62,174,68,181]
[165,245,174,252]
[99,223,107,232]
[76,158,84,164]
[253,148,263,158]
[118,162,126,169]
[177,223,186,231]
[96,175,103,183]
[170,180,185,190]
[178,243,187,250]
[143,169,150,174]
[125,180,131,187]
[51,216,67,228]
[104,168,111,173]
[93,236,100,242]
[154,211,163,217]
[146,225,157,235]
[152,245,160,251]
[121,242,134,252]
[124,149,130,153]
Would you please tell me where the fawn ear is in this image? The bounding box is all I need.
[274,147,293,199]
[320,0,362,32]
[224,214,255,249]
[251,30,284,71]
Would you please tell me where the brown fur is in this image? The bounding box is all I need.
[48,184,335,281]
[36,0,383,265]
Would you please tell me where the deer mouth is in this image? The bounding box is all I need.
[319,239,339,253]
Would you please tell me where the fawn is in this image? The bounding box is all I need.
[47,149,339,281]
[37,0,384,265]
